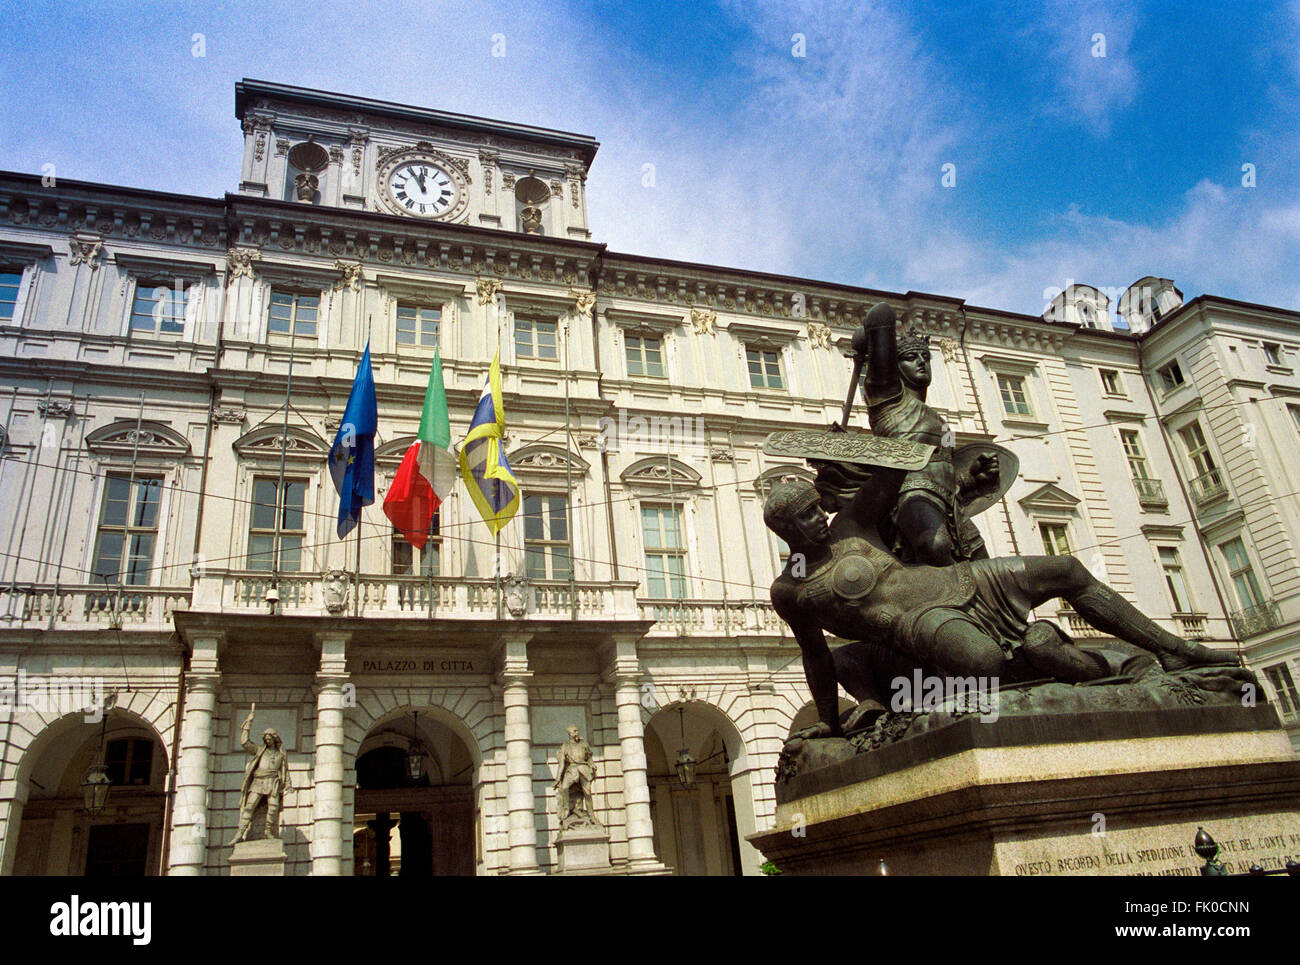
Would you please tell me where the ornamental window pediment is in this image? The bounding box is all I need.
[508,443,590,480]
[620,456,701,493]
[86,420,192,460]
[1018,482,1080,515]
[233,425,329,463]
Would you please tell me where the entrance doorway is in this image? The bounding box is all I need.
[644,703,757,876]
[9,713,167,876]
[353,712,475,876]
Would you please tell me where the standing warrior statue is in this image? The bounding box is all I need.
[553,725,600,830]
[837,302,1001,565]
[229,703,293,845]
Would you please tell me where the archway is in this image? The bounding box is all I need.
[9,710,168,876]
[352,708,476,876]
[645,702,755,876]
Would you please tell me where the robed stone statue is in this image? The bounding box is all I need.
[553,725,600,830]
[229,703,293,845]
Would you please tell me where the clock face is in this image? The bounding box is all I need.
[388,161,457,217]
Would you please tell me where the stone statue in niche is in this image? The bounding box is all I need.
[230,704,293,844]
[519,205,543,235]
[553,726,600,830]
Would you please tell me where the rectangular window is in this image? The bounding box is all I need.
[268,290,319,338]
[1219,537,1265,611]
[130,280,188,335]
[1264,664,1299,718]
[515,317,558,360]
[1119,429,1150,479]
[1263,342,1283,366]
[105,737,154,787]
[247,477,307,571]
[396,304,440,347]
[0,270,22,322]
[625,334,665,377]
[641,503,686,599]
[1099,369,1122,395]
[1158,360,1185,391]
[91,474,163,587]
[746,347,784,389]
[523,494,572,580]
[1178,422,1219,480]
[1158,546,1191,612]
[997,374,1032,417]
[1038,522,1070,556]
[391,511,440,576]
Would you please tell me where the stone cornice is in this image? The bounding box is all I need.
[225,194,602,287]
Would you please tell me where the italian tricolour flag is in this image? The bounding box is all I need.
[383,351,458,548]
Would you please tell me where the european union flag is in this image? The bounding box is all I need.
[329,341,378,539]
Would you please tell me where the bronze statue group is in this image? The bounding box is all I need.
[764,304,1251,741]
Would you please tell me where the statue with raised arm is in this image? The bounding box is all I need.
[229,703,292,845]
[553,725,600,830]
[837,302,1003,565]
[766,472,1246,738]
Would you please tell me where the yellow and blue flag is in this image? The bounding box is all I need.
[460,353,520,534]
[328,341,378,539]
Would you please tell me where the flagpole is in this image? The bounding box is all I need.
[495,295,503,621]
[562,310,577,621]
[272,319,297,610]
[354,317,372,620]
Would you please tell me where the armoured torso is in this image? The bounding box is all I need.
[791,535,975,645]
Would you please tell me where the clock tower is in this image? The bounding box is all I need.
[234,79,598,239]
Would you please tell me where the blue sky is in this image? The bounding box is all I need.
[2,0,1298,316]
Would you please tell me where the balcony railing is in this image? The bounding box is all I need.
[637,598,785,635]
[1132,476,1168,509]
[0,584,189,630]
[1189,469,1228,506]
[1229,600,1283,639]
[1172,612,1209,639]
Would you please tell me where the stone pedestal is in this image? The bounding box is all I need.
[751,704,1300,876]
[554,827,613,874]
[229,838,287,877]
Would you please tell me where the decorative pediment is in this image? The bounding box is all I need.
[754,464,816,496]
[376,435,419,462]
[1018,483,1080,514]
[508,443,589,479]
[86,420,191,459]
[233,425,328,461]
[620,456,702,492]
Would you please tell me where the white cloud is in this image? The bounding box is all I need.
[1031,0,1140,136]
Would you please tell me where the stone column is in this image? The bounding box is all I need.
[497,636,540,874]
[311,631,350,876]
[168,633,221,875]
[607,637,667,872]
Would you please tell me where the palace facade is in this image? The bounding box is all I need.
[0,80,1297,876]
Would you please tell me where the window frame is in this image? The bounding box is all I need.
[0,267,25,324]
[523,492,573,582]
[1262,342,1285,368]
[1038,521,1071,557]
[395,302,441,349]
[997,373,1034,418]
[390,510,441,577]
[128,277,190,338]
[745,345,785,390]
[1099,368,1124,397]
[1156,545,1193,613]
[247,475,309,572]
[640,501,688,600]
[1263,663,1299,718]
[625,333,666,378]
[1157,359,1185,393]
[514,315,560,361]
[267,288,321,340]
[90,472,165,589]
[1218,536,1266,612]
